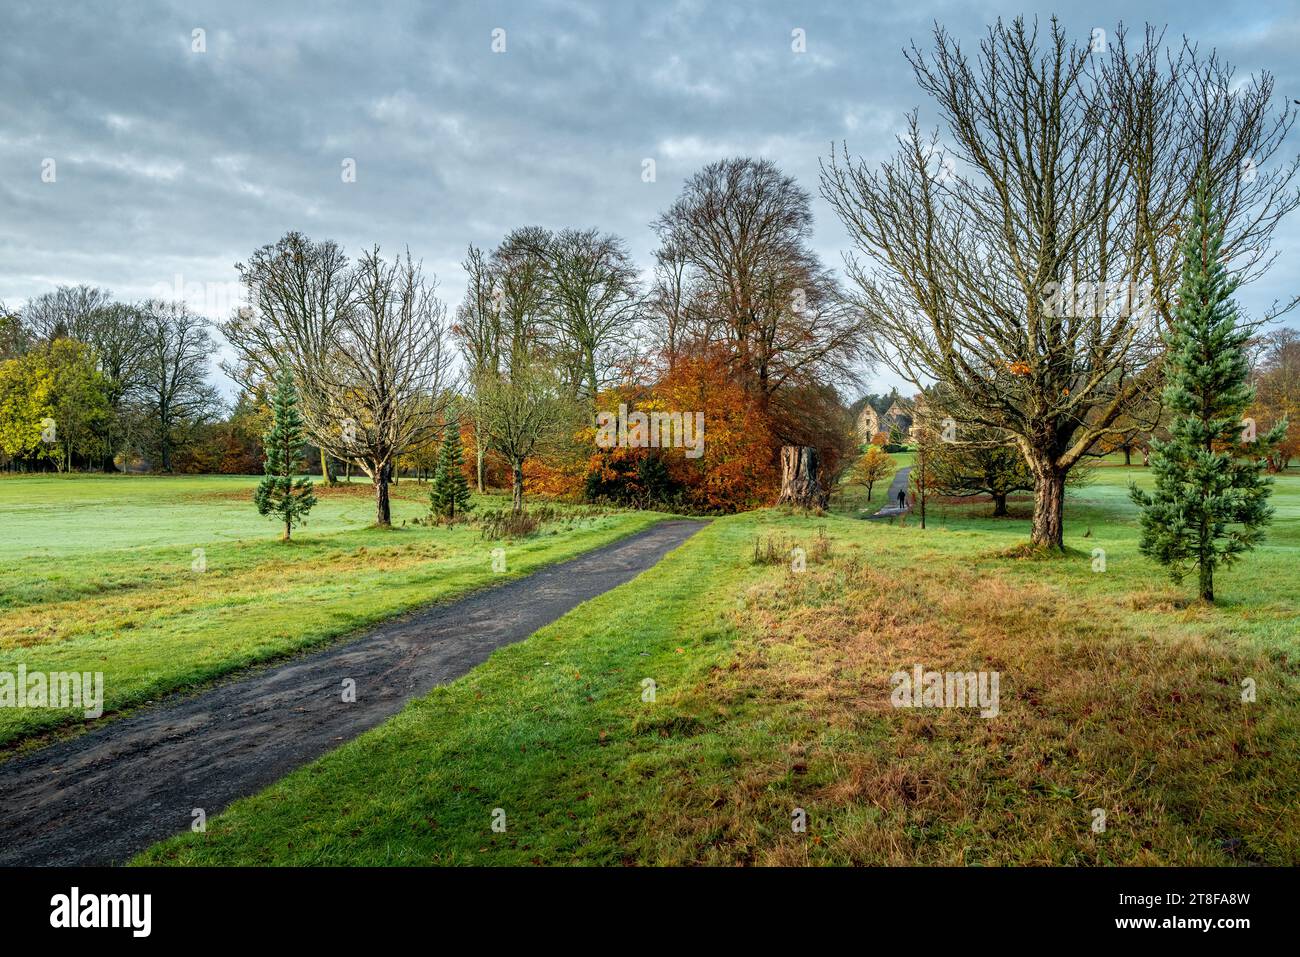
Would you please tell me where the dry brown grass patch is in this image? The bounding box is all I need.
[650,554,1300,865]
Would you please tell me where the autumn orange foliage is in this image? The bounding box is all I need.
[524,454,587,500]
[583,352,780,512]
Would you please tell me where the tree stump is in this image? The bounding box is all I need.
[776,445,827,508]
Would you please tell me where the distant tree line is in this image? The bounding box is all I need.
[0,290,227,473]
[0,152,873,527]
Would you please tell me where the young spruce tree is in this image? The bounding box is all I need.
[1130,173,1285,602]
[430,417,473,521]
[254,370,317,541]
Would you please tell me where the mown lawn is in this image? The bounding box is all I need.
[0,474,663,748]
[139,463,1300,865]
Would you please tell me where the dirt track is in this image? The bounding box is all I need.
[0,520,705,866]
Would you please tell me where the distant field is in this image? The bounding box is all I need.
[141,463,1300,865]
[0,474,663,748]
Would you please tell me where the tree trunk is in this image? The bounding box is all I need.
[319,448,336,485]
[1123,446,1132,467]
[776,446,826,508]
[992,493,1008,517]
[1029,456,1066,548]
[511,460,524,514]
[1198,522,1214,602]
[374,465,391,527]
[476,443,485,494]
[586,354,599,415]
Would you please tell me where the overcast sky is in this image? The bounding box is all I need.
[3,0,1298,400]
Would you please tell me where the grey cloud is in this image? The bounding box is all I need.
[2,0,1297,398]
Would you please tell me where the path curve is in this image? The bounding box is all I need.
[0,519,706,866]
[870,465,913,518]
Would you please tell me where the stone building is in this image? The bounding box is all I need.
[857,396,917,443]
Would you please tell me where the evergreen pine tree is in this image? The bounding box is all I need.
[430,417,473,521]
[1130,173,1286,602]
[254,370,317,541]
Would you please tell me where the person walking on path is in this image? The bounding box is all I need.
[870,465,913,520]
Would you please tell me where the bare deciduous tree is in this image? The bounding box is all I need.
[821,18,1299,547]
[294,248,455,527]
[534,227,641,409]
[646,241,693,372]
[22,285,113,342]
[88,303,150,405]
[136,301,219,472]
[454,244,503,492]
[459,225,630,495]
[86,302,151,470]
[492,226,553,374]
[653,157,869,445]
[224,231,356,484]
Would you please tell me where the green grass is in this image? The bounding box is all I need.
[138,462,1300,866]
[0,474,664,748]
[915,459,1300,634]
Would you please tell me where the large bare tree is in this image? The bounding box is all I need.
[534,227,641,409]
[223,231,355,483]
[87,302,150,404]
[646,241,693,372]
[491,226,553,375]
[458,226,625,494]
[87,302,151,471]
[652,157,868,446]
[453,244,504,492]
[821,19,1299,547]
[293,247,455,526]
[22,285,112,342]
